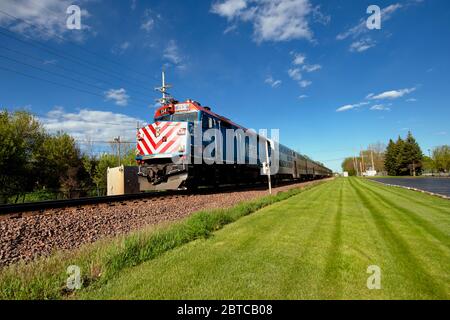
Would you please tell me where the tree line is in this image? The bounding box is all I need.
[0,110,136,203]
[341,131,449,176]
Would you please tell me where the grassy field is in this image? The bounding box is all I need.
[80,178,450,300]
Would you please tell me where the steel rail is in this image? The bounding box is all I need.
[0,191,182,216]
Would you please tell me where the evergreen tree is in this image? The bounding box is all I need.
[384,139,397,176]
[402,131,423,176]
[396,136,409,176]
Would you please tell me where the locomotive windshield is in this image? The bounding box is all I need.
[155,111,198,123]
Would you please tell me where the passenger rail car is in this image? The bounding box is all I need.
[136,98,331,191]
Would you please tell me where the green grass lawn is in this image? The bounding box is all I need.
[80,178,450,300]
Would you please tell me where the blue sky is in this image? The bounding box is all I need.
[0,0,449,171]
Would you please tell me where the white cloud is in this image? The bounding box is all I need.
[0,0,92,41]
[299,80,311,88]
[288,52,319,87]
[288,68,302,81]
[406,98,417,102]
[163,40,185,68]
[264,76,282,88]
[298,94,308,99]
[141,11,154,32]
[370,88,416,100]
[302,64,321,72]
[112,41,130,55]
[40,107,145,142]
[211,0,247,19]
[105,88,129,106]
[370,104,391,111]
[141,19,154,32]
[131,0,137,11]
[336,101,369,112]
[212,0,316,42]
[292,52,306,65]
[349,38,376,52]
[337,4,403,41]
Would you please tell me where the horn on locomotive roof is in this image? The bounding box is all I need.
[155,70,174,105]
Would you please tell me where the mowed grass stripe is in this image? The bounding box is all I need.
[349,178,449,299]
[80,178,450,300]
[352,179,450,290]
[366,179,450,214]
[354,179,450,250]
[80,181,340,299]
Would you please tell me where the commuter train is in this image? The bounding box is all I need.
[135,74,332,191]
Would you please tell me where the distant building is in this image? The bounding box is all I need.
[343,171,349,177]
[363,168,377,177]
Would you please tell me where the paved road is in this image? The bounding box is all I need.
[371,177,450,197]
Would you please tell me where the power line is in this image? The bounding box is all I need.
[0,44,153,99]
[0,53,150,105]
[0,25,152,92]
[0,9,153,87]
[4,3,152,80]
[0,64,121,101]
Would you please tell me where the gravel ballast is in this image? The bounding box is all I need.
[0,180,327,267]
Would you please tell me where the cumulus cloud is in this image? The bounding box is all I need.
[336,101,369,112]
[211,0,318,42]
[370,88,416,100]
[288,68,302,81]
[264,75,282,88]
[105,88,129,106]
[0,0,92,41]
[288,52,320,87]
[299,80,311,88]
[211,0,247,19]
[292,52,306,65]
[40,107,145,142]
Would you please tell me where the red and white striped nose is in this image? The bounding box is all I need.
[137,121,187,156]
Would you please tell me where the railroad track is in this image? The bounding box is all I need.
[0,190,184,216]
[0,180,313,217]
[0,179,326,267]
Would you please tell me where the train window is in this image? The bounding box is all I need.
[156,115,171,121]
[156,112,198,123]
[172,112,198,123]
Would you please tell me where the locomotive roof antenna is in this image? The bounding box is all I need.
[155,70,174,105]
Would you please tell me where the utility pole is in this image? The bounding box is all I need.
[428,149,433,176]
[360,148,365,173]
[265,139,272,195]
[371,150,375,171]
[114,136,121,166]
[359,157,363,177]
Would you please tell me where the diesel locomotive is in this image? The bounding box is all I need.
[135,73,332,191]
